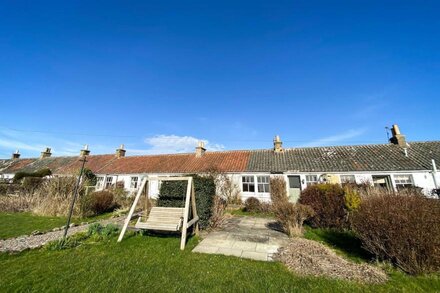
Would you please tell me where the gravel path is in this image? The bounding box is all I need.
[0,216,126,253]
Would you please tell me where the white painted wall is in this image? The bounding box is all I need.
[93,170,440,203]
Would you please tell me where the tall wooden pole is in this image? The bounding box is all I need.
[62,156,87,241]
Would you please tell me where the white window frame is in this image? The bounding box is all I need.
[242,176,255,193]
[340,175,356,184]
[105,176,113,189]
[305,175,319,186]
[257,176,270,193]
[96,176,104,189]
[394,174,414,189]
[130,176,139,189]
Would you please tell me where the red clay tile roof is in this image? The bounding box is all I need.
[1,141,440,175]
[58,155,116,174]
[96,151,250,174]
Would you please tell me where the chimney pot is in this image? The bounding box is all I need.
[40,147,52,159]
[273,135,283,153]
[389,124,407,147]
[12,150,20,160]
[195,141,206,157]
[80,144,91,157]
[116,144,126,158]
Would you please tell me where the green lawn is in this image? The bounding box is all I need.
[0,212,112,239]
[1,233,439,292]
[303,226,373,263]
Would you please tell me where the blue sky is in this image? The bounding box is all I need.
[0,1,439,158]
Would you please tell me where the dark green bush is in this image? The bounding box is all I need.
[82,168,97,186]
[244,197,261,212]
[157,175,215,229]
[13,168,52,183]
[33,168,52,178]
[299,184,347,229]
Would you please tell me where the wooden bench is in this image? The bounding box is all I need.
[135,207,184,232]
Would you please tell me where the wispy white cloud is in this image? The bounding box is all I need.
[0,137,45,152]
[0,128,115,158]
[127,134,225,155]
[298,128,367,147]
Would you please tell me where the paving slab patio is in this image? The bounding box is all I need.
[193,216,288,261]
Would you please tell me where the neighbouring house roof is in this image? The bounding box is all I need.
[96,151,251,174]
[0,141,439,176]
[0,158,38,174]
[246,142,440,172]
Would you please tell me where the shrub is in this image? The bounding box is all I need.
[22,177,44,195]
[32,177,83,217]
[270,177,314,236]
[270,177,288,205]
[157,175,216,229]
[0,183,21,196]
[88,223,120,240]
[214,173,242,205]
[0,195,35,212]
[13,168,51,183]
[87,223,103,236]
[274,203,315,237]
[87,191,116,215]
[45,233,88,251]
[351,191,440,274]
[344,187,361,212]
[299,184,347,229]
[113,187,131,209]
[244,197,261,212]
[82,168,97,186]
[209,195,227,229]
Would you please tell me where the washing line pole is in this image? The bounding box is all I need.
[62,156,87,241]
[432,159,439,190]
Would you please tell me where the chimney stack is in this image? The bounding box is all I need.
[40,147,52,159]
[389,124,407,147]
[195,141,206,158]
[115,144,126,158]
[12,150,20,160]
[273,135,283,153]
[80,144,90,157]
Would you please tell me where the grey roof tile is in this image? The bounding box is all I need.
[246,142,440,172]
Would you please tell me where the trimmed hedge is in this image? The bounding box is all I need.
[157,175,215,229]
[13,168,52,183]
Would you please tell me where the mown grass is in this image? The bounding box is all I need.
[303,226,373,262]
[1,232,439,292]
[0,212,113,239]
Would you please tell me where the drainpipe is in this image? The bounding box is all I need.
[432,159,439,189]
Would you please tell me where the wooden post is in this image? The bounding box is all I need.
[190,180,199,236]
[117,177,147,242]
[180,177,192,250]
